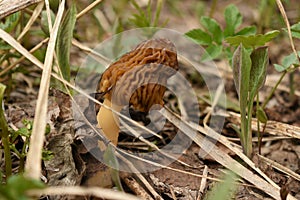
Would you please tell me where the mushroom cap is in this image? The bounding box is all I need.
[97,38,178,112]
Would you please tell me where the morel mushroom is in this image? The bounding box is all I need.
[96,38,178,145]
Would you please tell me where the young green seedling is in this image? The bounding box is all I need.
[229,30,279,157]
[185,4,256,61]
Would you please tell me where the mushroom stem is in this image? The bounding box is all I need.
[97,99,122,145]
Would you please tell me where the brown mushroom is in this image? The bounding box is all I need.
[96,38,178,145]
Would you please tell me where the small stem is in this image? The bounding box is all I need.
[2,137,12,177]
[245,101,254,157]
[239,104,247,155]
[209,0,218,18]
[262,70,287,109]
[289,71,295,102]
[0,84,12,178]
[256,94,261,155]
[19,137,29,173]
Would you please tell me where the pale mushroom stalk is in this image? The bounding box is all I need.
[97,99,122,145]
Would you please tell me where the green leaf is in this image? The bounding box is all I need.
[206,170,238,200]
[274,64,286,72]
[249,46,268,101]
[103,144,123,191]
[0,40,11,50]
[15,127,31,137]
[232,44,252,155]
[0,83,8,138]
[201,44,222,61]
[274,51,300,72]
[226,30,280,48]
[257,106,268,123]
[56,2,77,82]
[185,29,212,45]
[235,26,257,36]
[41,10,55,36]
[1,175,45,200]
[42,149,54,161]
[224,5,242,36]
[232,44,252,98]
[0,12,20,32]
[200,16,223,44]
[290,22,300,39]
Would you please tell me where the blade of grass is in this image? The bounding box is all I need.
[0,38,49,77]
[24,0,65,179]
[45,0,53,31]
[17,1,44,41]
[257,154,300,182]
[0,0,43,19]
[76,0,103,19]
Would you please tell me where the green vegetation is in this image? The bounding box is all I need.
[185,5,256,61]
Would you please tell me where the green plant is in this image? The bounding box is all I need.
[185,4,256,61]
[185,3,280,157]
[7,119,53,173]
[0,83,12,178]
[0,94,52,177]
[205,170,238,200]
[52,2,77,93]
[129,0,168,37]
[0,174,45,200]
[129,0,167,29]
[228,31,279,157]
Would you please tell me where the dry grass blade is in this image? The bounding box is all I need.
[257,154,300,182]
[160,108,297,200]
[0,0,42,19]
[197,165,208,200]
[25,0,65,179]
[276,0,300,63]
[17,1,44,41]
[121,121,192,168]
[44,0,53,31]
[0,38,49,76]
[72,38,111,66]
[0,29,44,68]
[93,9,111,33]
[116,151,163,200]
[189,106,279,189]
[76,0,103,19]
[27,186,141,200]
[117,146,221,182]
[229,112,300,139]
